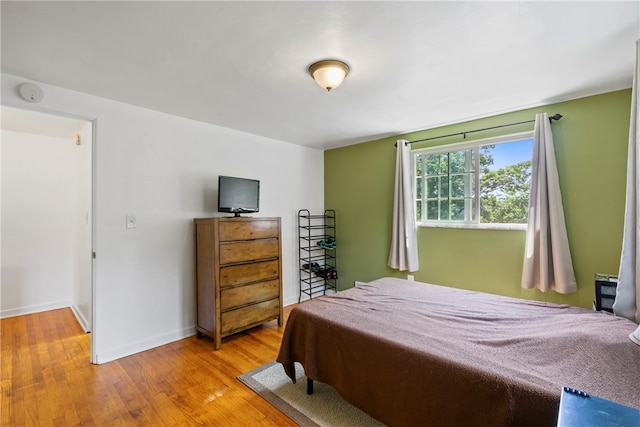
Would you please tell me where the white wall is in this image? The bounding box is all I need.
[1,130,79,316]
[1,73,324,363]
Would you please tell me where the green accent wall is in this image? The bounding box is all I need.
[325,89,631,309]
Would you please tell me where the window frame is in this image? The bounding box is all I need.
[412,130,534,230]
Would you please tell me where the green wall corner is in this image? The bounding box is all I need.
[325,89,631,309]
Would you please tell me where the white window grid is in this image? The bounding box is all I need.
[412,131,534,227]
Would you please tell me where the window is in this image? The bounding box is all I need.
[413,131,533,228]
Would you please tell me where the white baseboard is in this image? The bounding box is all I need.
[69,304,91,333]
[94,325,196,365]
[284,295,303,306]
[0,300,71,319]
[285,289,337,307]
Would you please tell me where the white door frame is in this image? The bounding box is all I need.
[1,105,98,364]
[89,118,98,364]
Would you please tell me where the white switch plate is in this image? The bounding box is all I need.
[407,275,414,281]
[126,214,137,229]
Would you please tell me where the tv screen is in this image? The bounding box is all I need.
[218,175,260,216]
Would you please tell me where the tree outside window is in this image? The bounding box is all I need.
[413,133,533,227]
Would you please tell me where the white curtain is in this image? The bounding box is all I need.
[388,139,419,272]
[521,113,577,293]
[614,40,640,333]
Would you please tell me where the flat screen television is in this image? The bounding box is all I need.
[217,175,260,217]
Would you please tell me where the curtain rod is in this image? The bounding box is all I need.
[397,113,563,147]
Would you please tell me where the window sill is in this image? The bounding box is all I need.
[417,222,527,231]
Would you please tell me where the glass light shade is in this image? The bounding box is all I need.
[630,324,640,346]
[308,60,350,92]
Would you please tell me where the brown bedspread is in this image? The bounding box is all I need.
[276,277,640,427]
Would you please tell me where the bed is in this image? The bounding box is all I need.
[276,277,640,426]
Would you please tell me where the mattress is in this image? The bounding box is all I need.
[276,277,640,426]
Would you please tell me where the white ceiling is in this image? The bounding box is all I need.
[1,1,638,150]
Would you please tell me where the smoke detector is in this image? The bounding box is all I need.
[18,83,44,103]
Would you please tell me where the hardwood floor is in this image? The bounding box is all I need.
[1,306,298,426]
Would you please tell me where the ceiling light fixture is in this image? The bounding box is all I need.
[308,60,350,92]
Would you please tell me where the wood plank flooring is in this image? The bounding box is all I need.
[1,307,298,426]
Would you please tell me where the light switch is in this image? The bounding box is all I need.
[126,214,137,229]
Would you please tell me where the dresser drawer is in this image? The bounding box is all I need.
[220,279,280,311]
[218,219,279,241]
[221,298,280,335]
[219,259,279,287]
[219,239,279,264]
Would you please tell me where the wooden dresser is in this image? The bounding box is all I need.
[194,216,283,349]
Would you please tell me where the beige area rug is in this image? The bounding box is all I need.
[238,361,384,427]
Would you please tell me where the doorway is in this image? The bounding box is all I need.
[1,106,94,362]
